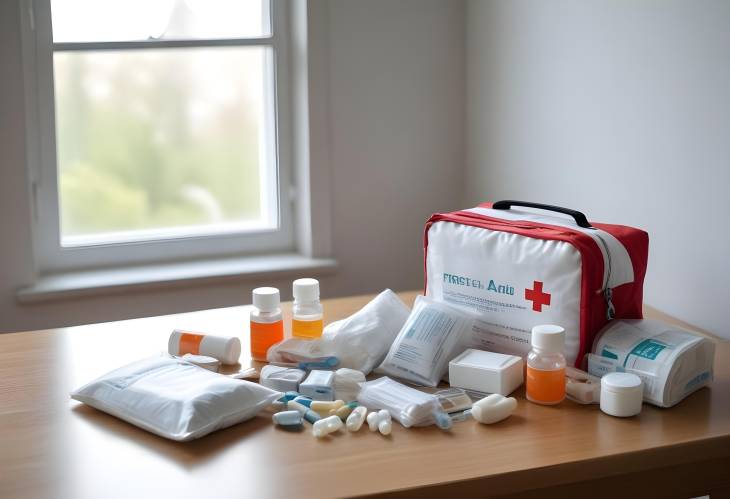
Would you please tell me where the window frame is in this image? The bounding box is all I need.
[24,0,296,272]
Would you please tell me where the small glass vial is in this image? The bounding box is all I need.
[250,287,284,361]
[526,325,566,405]
[291,278,323,339]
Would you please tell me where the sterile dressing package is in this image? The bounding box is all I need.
[71,356,281,441]
[424,200,649,366]
[259,365,306,393]
[357,376,444,428]
[588,319,715,407]
[267,289,410,375]
[377,295,477,387]
[448,349,523,396]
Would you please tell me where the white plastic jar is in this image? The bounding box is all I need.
[600,372,643,417]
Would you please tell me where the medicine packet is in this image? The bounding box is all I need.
[588,319,715,407]
[377,295,476,386]
[267,289,410,375]
[357,376,444,428]
[71,356,281,441]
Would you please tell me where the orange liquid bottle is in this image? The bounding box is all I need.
[250,287,284,361]
[526,325,566,405]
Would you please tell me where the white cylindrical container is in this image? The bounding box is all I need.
[168,330,241,365]
[600,372,643,417]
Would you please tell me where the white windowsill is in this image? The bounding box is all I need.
[16,253,338,304]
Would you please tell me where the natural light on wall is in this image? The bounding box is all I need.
[50,0,278,246]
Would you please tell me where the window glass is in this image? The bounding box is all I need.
[51,0,269,43]
[53,46,276,244]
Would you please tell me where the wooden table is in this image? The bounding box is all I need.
[1,291,728,499]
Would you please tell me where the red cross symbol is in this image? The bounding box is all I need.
[525,281,551,312]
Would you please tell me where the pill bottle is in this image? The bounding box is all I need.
[526,325,566,405]
[250,287,284,361]
[291,278,324,339]
[168,330,241,365]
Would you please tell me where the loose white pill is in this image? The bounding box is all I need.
[346,406,368,432]
[471,394,517,424]
[378,418,392,436]
[312,415,343,438]
[367,411,379,432]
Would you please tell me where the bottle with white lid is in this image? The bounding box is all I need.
[250,287,284,361]
[526,324,566,405]
[291,278,323,339]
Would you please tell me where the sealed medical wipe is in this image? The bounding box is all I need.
[267,289,410,375]
[587,319,715,407]
[71,356,281,441]
[357,377,443,428]
[377,295,476,387]
[425,200,649,366]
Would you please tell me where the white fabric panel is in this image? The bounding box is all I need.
[465,207,634,289]
[426,221,583,364]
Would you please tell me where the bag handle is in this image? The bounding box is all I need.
[492,200,593,228]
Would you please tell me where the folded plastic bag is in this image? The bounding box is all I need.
[71,356,281,441]
[377,295,477,386]
[357,376,446,428]
[267,289,410,375]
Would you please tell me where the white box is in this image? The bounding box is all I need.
[449,349,523,395]
[299,370,335,401]
[259,365,306,393]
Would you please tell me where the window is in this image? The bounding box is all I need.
[27,0,294,271]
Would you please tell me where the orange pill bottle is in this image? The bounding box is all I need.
[250,287,284,361]
[526,325,566,405]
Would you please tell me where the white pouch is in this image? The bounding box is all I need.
[588,319,715,407]
[357,377,443,428]
[267,289,410,375]
[71,356,281,441]
[377,295,476,387]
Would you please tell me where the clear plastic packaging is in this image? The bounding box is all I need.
[356,376,448,428]
[71,356,281,441]
[377,295,476,387]
[267,289,410,375]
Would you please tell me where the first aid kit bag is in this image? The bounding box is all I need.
[425,200,649,366]
[71,356,282,441]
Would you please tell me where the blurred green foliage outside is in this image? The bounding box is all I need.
[54,47,265,238]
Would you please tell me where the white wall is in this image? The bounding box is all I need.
[466,0,730,338]
[0,0,465,332]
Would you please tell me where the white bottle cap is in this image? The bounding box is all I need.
[531,324,565,353]
[252,287,280,311]
[293,278,319,302]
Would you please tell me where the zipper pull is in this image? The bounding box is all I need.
[604,287,615,320]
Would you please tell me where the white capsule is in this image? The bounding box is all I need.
[378,418,392,435]
[312,415,344,438]
[366,411,379,432]
[471,394,518,424]
[377,409,391,423]
[346,406,368,432]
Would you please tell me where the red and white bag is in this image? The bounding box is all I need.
[424,200,649,366]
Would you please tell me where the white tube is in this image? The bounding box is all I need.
[169,330,241,365]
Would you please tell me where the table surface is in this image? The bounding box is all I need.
[1,291,728,499]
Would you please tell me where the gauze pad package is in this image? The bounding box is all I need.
[71,356,281,441]
[357,377,444,428]
[267,289,410,375]
[377,295,477,387]
[587,319,715,407]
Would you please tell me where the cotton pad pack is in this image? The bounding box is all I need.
[357,376,444,428]
[377,295,476,387]
[71,356,281,441]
